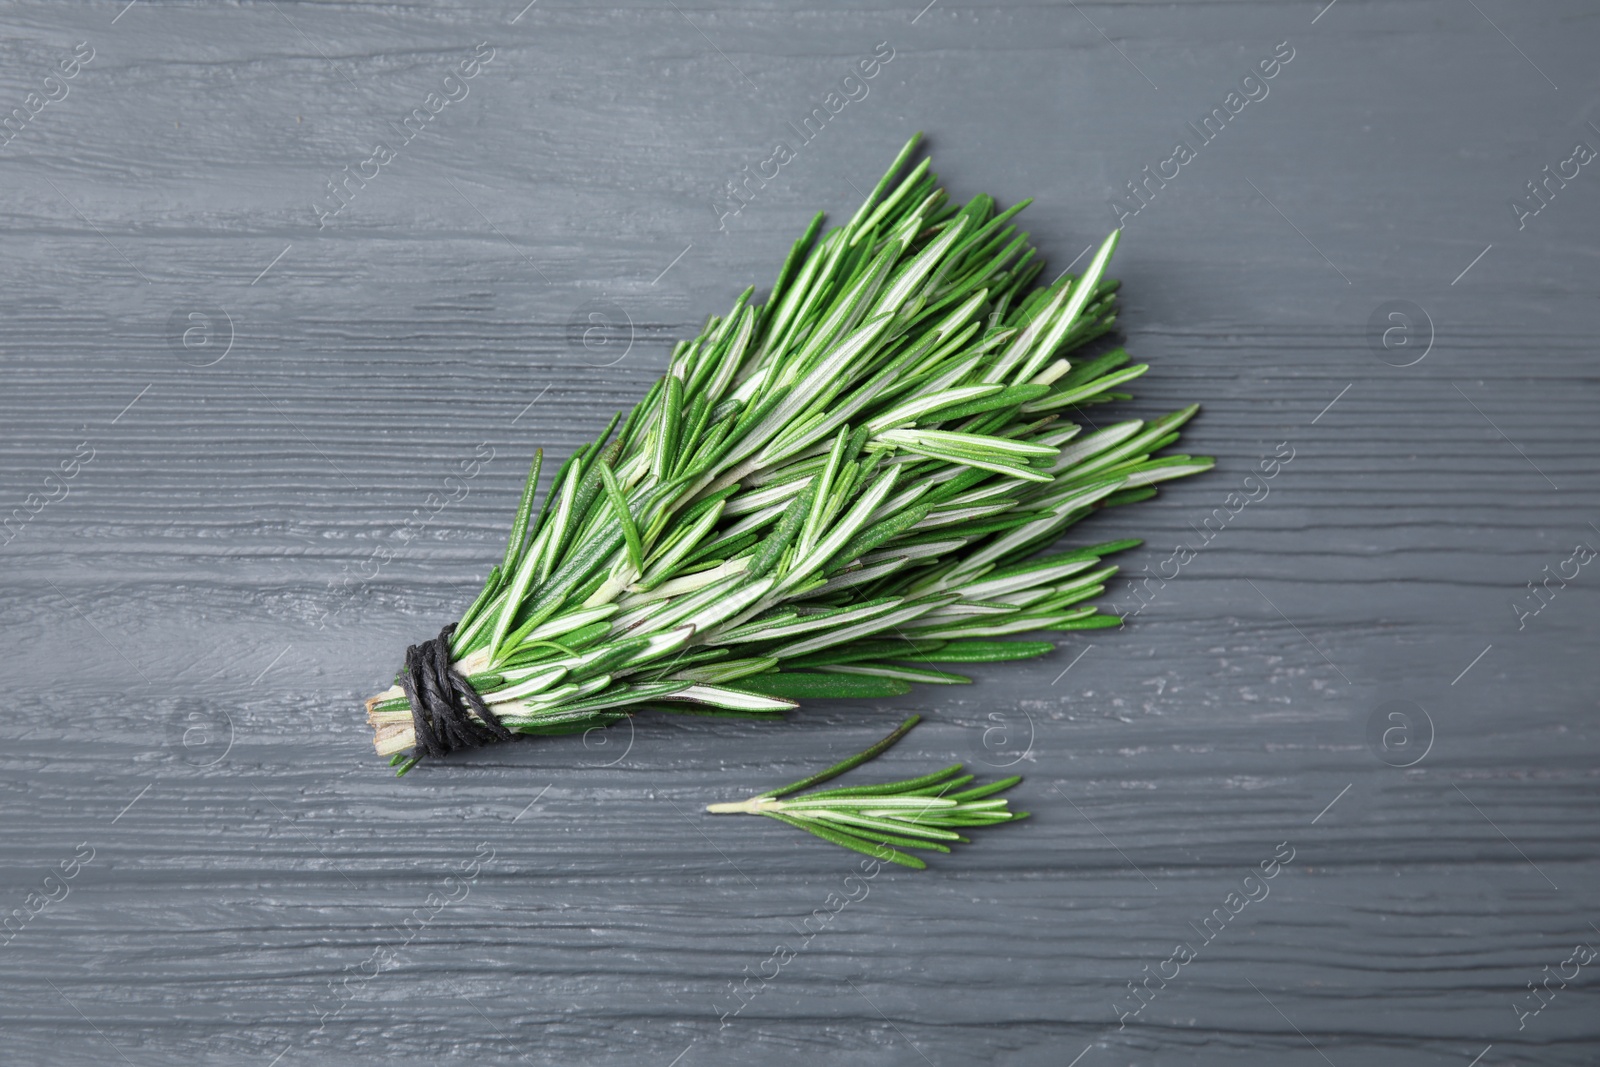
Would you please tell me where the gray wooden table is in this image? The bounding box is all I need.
[2,2,1596,1064]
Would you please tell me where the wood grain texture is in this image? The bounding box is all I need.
[1,1,1597,1064]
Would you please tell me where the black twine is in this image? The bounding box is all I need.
[399,625,515,759]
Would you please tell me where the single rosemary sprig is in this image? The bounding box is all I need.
[708,715,1025,870]
[364,133,1213,771]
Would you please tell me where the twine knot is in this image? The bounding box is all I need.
[399,625,514,759]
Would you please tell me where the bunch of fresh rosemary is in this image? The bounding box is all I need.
[365,133,1210,774]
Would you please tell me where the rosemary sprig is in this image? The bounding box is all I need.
[708,715,1025,870]
[364,133,1213,771]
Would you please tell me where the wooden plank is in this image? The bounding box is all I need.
[1,1,1596,1064]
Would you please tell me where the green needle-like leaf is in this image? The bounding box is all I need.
[598,460,644,575]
